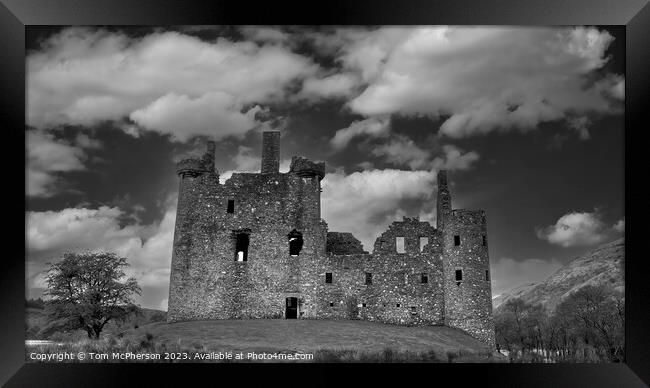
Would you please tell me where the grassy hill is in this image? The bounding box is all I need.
[117,319,501,362]
[26,314,504,362]
[26,302,504,362]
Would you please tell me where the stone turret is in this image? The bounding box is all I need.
[176,140,217,178]
[289,156,325,180]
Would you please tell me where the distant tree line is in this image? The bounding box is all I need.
[26,298,45,309]
[494,284,624,363]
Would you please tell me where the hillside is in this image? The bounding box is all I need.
[493,238,624,312]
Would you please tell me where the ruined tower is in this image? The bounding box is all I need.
[167,131,495,348]
[437,171,495,346]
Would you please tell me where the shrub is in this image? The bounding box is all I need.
[138,333,155,350]
[421,350,441,362]
[381,347,395,362]
[446,350,459,362]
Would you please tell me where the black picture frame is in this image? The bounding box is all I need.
[2,0,648,386]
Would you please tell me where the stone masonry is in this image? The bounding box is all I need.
[167,131,495,347]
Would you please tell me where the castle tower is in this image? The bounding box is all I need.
[261,131,281,173]
[289,156,326,255]
[439,172,495,348]
[167,141,218,322]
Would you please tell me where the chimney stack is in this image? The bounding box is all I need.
[261,131,280,173]
[204,140,216,172]
[436,170,451,230]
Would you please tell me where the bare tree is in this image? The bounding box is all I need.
[45,251,141,339]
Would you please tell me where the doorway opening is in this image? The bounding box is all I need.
[285,297,298,319]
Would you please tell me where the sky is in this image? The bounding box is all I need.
[25,26,625,311]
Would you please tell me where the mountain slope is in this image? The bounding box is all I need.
[493,238,624,312]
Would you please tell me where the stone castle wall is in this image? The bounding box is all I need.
[298,252,445,326]
[167,131,495,347]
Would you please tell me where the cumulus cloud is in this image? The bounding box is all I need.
[130,92,265,142]
[490,257,563,297]
[567,116,592,140]
[320,26,623,138]
[299,73,360,100]
[613,218,625,233]
[28,26,622,145]
[321,169,437,250]
[26,197,178,309]
[431,145,480,171]
[240,26,291,45]
[371,136,480,171]
[370,135,431,169]
[27,27,318,139]
[607,75,625,100]
[27,130,91,197]
[323,132,483,248]
[330,116,391,150]
[536,209,621,247]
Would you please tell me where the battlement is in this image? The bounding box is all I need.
[176,158,210,177]
[289,156,326,180]
[450,209,487,224]
[176,140,216,177]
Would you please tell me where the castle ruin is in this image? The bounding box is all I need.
[167,131,495,346]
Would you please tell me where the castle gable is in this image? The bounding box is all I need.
[326,232,368,255]
[373,217,441,255]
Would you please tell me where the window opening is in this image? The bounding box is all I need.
[396,237,406,253]
[235,233,249,261]
[288,229,304,256]
[419,237,429,252]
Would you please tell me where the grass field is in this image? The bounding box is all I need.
[127,319,486,353]
[26,318,505,362]
[118,319,501,362]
